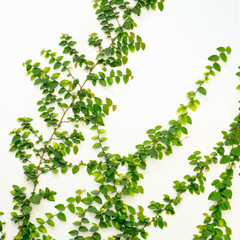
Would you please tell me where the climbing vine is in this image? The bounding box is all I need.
[1,1,239,240]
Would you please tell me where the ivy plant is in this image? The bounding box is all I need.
[1,1,239,240]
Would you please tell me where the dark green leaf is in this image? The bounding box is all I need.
[208,191,221,201]
[197,87,207,95]
[57,212,66,221]
[208,55,219,61]
[220,155,231,164]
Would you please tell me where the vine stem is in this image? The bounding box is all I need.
[81,62,99,89]
[67,67,77,81]
[33,98,75,192]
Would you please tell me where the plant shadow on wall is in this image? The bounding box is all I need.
[1,1,240,240]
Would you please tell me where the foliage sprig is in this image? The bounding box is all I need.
[2,1,240,240]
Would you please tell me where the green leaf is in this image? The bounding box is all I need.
[117,70,122,76]
[73,145,79,155]
[226,46,232,54]
[128,206,136,215]
[82,218,89,223]
[115,76,121,84]
[220,53,227,62]
[95,97,102,105]
[69,41,76,46]
[63,61,70,67]
[136,35,142,43]
[22,132,30,139]
[126,68,132,76]
[63,47,71,54]
[96,53,104,61]
[122,46,128,55]
[57,212,66,221]
[45,212,53,218]
[138,205,144,213]
[208,191,221,201]
[99,79,106,86]
[213,63,221,72]
[94,196,102,204]
[9,145,17,152]
[64,92,71,99]
[87,206,98,214]
[54,62,61,69]
[122,56,128,65]
[129,44,135,52]
[53,142,59,149]
[99,222,107,229]
[91,190,99,196]
[36,218,45,225]
[12,135,21,143]
[55,204,65,211]
[89,32,98,38]
[103,104,109,115]
[226,226,232,235]
[236,72,240,77]
[72,165,79,174]
[29,194,42,205]
[140,43,146,52]
[99,185,108,195]
[32,68,41,76]
[188,101,198,112]
[42,67,50,74]
[79,226,88,232]
[137,185,144,194]
[197,87,207,95]
[222,189,232,199]
[123,75,129,84]
[137,212,145,222]
[81,197,92,205]
[59,41,67,46]
[220,155,231,164]
[67,197,75,203]
[224,236,231,240]
[38,106,47,112]
[181,127,188,134]
[105,210,114,217]
[106,98,113,106]
[60,80,70,87]
[236,84,240,91]
[94,174,104,182]
[149,149,158,159]
[51,73,60,80]
[158,2,164,11]
[110,69,115,77]
[69,230,78,236]
[46,219,55,227]
[231,147,240,156]
[208,55,219,61]
[38,225,47,233]
[216,47,225,52]
[107,77,113,85]
[40,112,48,118]
[146,129,155,135]
[68,203,75,213]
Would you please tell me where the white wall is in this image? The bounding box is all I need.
[0,0,239,239]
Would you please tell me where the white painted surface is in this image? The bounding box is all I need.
[0,0,239,239]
